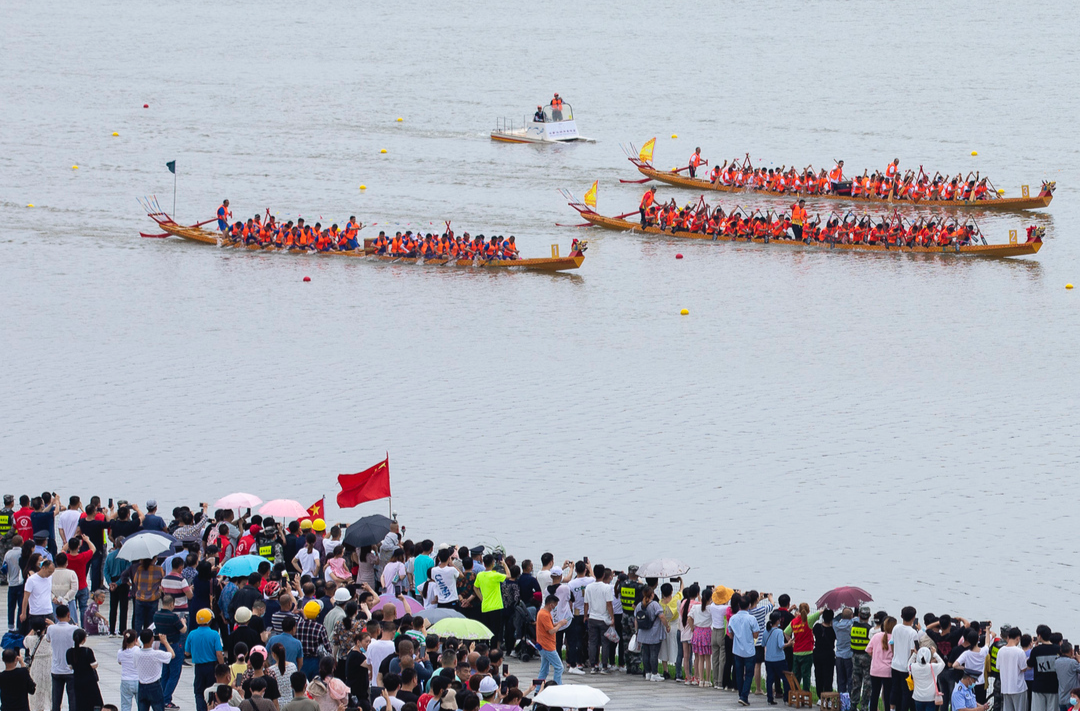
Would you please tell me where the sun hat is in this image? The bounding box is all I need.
[234,607,252,624]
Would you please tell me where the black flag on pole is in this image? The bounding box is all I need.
[166,160,176,174]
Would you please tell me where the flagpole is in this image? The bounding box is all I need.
[173,168,177,218]
[387,453,392,521]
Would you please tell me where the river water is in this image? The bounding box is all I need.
[3,0,1079,631]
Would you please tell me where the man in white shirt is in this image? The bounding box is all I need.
[20,559,55,629]
[56,497,82,546]
[366,622,397,691]
[46,604,77,710]
[583,565,615,673]
[566,561,594,674]
[431,548,460,607]
[890,606,921,711]
[134,628,175,711]
[535,553,555,595]
[997,627,1029,711]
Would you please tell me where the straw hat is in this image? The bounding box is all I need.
[712,586,734,604]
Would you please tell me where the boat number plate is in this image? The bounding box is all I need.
[1009,229,1017,244]
[551,244,560,258]
[1021,185,1030,198]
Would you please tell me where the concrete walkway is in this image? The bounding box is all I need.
[2,592,758,710]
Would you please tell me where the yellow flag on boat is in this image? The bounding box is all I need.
[583,180,598,208]
[639,137,656,163]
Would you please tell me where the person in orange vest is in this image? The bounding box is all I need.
[886,159,899,180]
[551,93,564,121]
[688,147,706,179]
[828,161,845,193]
[791,199,808,242]
[639,187,657,227]
[216,199,231,233]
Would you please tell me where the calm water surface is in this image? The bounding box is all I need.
[3,1,1079,630]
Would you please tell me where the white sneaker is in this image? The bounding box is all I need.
[567,666,585,676]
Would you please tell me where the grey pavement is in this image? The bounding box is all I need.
[2,591,757,710]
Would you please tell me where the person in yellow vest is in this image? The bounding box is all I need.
[791,199,808,242]
[850,606,874,711]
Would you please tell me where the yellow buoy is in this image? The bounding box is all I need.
[380,149,387,153]
[971,151,978,156]
[359,185,367,190]
[72,165,79,170]
[27,204,33,207]
[997,189,1004,195]
[671,134,678,139]
[396,117,403,122]
[680,308,689,315]
[112,132,119,136]
[1067,284,1074,290]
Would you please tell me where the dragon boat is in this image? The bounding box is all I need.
[562,197,1044,259]
[141,209,587,272]
[624,140,1055,211]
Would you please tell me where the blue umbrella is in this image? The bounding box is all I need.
[219,554,270,578]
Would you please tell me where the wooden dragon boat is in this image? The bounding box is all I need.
[564,201,1044,258]
[626,156,1056,212]
[142,211,586,272]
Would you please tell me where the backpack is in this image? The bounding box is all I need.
[1,630,24,651]
[635,605,655,631]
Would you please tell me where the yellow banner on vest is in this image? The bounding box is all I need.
[584,180,598,208]
[639,137,656,163]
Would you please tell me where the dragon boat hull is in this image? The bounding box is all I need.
[146,215,585,272]
[632,160,1055,211]
[572,209,1043,258]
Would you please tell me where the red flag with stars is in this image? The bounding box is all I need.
[336,457,391,508]
[298,498,325,524]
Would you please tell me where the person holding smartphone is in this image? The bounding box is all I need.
[537,594,569,684]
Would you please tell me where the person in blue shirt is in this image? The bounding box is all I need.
[142,501,167,532]
[266,616,304,669]
[413,541,435,596]
[728,594,761,705]
[185,609,224,711]
[763,611,792,705]
[952,669,988,711]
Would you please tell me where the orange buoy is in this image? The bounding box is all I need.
[302,276,311,282]
[675,253,683,259]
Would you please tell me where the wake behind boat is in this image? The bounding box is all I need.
[140,199,587,272]
[562,187,1044,258]
[623,138,1055,211]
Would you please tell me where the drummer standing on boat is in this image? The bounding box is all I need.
[688,148,706,179]
[639,187,657,228]
[217,199,231,233]
[791,200,807,242]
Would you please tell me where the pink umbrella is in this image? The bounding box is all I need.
[259,499,309,518]
[815,586,873,610]
[370,593,424,616]
[213,492,263,509]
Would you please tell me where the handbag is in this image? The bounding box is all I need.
[932,664,944,705]
[628,633,640,653]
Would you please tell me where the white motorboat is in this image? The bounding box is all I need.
[490,101,594,144]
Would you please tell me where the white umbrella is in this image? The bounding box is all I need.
[118,533,173,561]
[533,684,610,708]
[636,558,691,578]
[213,492,263,509]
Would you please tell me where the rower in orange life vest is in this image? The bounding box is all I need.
[687,147,706,179]
[216,199,231,233]
[828,161,845,194]
[551,93,564,121]
[639,187,657,227]
[790,199,808,243]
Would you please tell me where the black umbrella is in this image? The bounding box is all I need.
[343,514,393,548]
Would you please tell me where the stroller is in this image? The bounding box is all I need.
[511,602,538,662]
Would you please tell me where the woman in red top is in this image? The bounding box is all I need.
[788,602,823,696]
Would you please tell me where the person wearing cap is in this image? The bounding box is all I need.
[850,606,874,711]
[533,105,545,122]
[228,606,264,663]
[478,675,500,704]
[617,565,646,675]
[236,524,259,557]
[295,600,331,679]
[322,587,351,641]
[186,608,224,711]
[0,494,16,583]
[953,668,989,711]
[551,93,564,121]
[833,607,856,696]
[142,500,167,532]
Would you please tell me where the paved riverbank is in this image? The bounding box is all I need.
[1,592,758,710]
